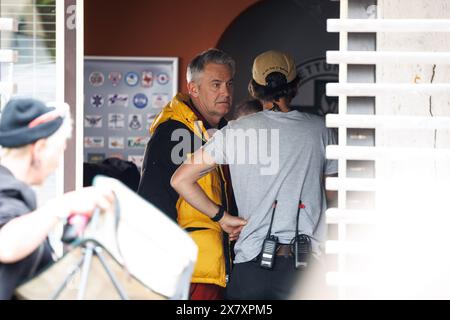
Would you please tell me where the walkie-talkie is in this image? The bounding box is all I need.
[260,201,278,270]
[260,236,278,269]
[294,234,311,269]
[293,200,312,269]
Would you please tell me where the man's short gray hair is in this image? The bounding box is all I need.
[186,48,236,83]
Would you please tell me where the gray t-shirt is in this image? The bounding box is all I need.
[203,110,338,263]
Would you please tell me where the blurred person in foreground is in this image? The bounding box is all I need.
[0,98,114,300]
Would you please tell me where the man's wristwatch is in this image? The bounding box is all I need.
[211,206,225,222]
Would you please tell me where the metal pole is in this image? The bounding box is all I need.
[76,242,95,300]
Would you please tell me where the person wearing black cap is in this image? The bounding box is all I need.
[0,98,114,300]
[171,50,338,299]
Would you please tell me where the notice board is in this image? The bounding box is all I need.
[84,56,178,171]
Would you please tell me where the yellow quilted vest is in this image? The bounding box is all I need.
[150,93,228,287]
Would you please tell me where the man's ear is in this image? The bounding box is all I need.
[30,139,46,168]
[188,81,199,98]
[32,139,47,156]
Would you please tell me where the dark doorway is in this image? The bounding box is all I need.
[217,0,339,116]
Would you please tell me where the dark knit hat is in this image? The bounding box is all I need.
[0,98,64,148]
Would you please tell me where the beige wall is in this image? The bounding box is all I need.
[377,0,450,179]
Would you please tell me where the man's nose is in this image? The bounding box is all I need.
[221,84,232,97]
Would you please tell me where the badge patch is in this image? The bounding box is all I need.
[109,137,125,149]
[108,72,122,86]
[128,114,142,130]
[90,94,104,108]
[88,153,105,163]
[125,71,139,86]
[84,137,104,148]
[141,71,153,87]
[291,57,339,115]
[147,114,156,124]
[89,72,104,87]
[108,113,125,129]
[84,115,103,128]
[128,155,144,170]
[133,93,148,109]
[151,93,169,109]
[127,136,149,148]
[108,94,129,107]
[156,72,169,85]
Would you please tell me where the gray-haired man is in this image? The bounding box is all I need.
[138,49,246,300]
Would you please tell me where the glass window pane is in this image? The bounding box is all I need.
[0,0,57,205]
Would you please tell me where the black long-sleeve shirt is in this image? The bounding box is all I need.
[137,120,198,222]
[0,165,53,299]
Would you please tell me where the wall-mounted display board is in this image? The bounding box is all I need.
[84,56,178,171]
